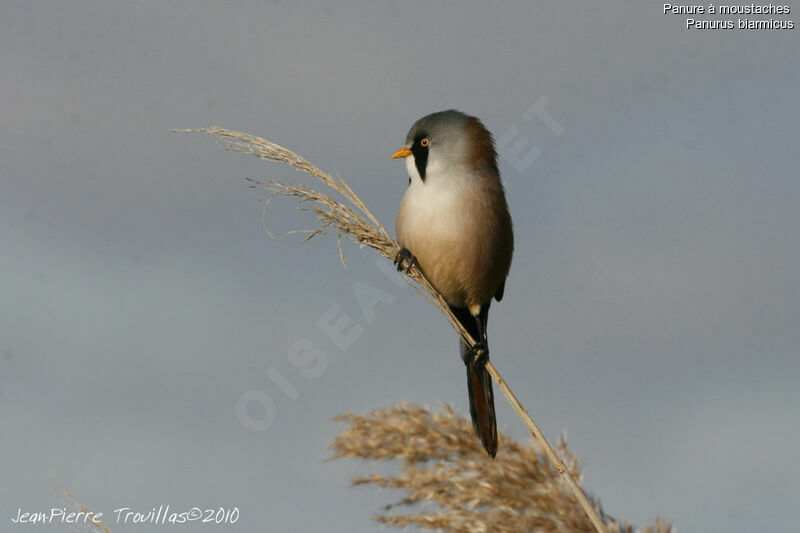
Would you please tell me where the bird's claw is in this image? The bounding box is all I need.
[466,341,489,367]
[394,247,418,274]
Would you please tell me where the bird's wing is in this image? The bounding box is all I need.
[494,280,505,302]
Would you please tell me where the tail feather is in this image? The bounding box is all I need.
[451,303,498,458]
[462,342,498,458]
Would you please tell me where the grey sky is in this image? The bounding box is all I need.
[1,2,798,532]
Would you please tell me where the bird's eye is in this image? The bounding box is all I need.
[420,137,430,147]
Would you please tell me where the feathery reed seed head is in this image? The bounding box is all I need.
[331,403,672,533]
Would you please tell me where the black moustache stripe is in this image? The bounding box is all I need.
[411,134,429,182]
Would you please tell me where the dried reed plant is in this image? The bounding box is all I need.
[331,402,672,533]
[174,127,652,532]
[55,484,113,533]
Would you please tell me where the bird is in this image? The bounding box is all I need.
[391,110,514,458]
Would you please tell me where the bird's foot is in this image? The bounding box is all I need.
[394,247,418,274]
[466,341,489,368]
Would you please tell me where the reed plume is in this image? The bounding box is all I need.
[331,403,672,533]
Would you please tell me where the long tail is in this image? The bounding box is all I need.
[461,341,498,458]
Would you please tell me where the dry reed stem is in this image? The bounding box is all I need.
[175,126,603,532]
[330,403,672,533]
[54,483,113,533]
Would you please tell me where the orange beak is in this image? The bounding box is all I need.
[391,147,412,159]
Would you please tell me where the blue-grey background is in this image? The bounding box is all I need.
[1,2,798,532]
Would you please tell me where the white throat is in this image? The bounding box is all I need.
[404,152,458,186]
[404,154,423,185]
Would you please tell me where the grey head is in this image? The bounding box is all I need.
[398,109,499,182]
